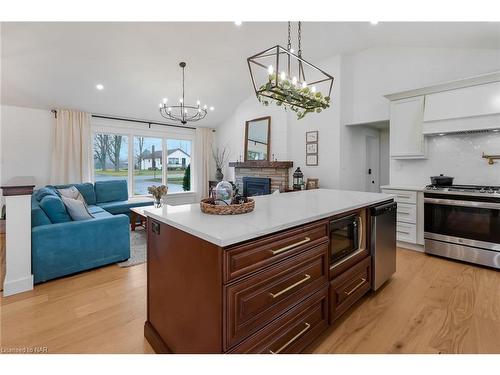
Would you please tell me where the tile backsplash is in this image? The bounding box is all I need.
[391,131,500,186]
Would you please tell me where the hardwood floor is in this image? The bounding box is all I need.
[307,249,500,354]
[1,247,499,354]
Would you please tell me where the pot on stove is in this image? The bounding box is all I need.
[430,174,454,186]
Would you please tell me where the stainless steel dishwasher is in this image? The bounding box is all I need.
[370,201,397,291]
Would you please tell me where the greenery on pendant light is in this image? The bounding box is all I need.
[258,74,330,120]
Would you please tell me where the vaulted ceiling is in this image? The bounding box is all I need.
[2,22,499,127]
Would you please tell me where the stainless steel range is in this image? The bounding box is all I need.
[424,184,500,269]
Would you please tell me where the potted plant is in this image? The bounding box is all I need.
[212,145,230,181]
[148,185,168,208]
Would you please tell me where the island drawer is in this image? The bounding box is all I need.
[224,219,329,283]
[228,287,329,354]
[330,256,371,322]
[225,242,329,349]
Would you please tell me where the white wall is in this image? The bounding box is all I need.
[0,105,54,191]
[215,95,288,182]
[287,55,342,189]
[342,46,500,125]
[339,46,500,190]
[215,46,500,192]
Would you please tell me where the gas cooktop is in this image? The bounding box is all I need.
[424,184,500,197]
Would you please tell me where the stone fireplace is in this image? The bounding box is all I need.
[229,161,293,193]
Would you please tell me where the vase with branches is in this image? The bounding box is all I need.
[148,185,168,208]
[212,145,230,181]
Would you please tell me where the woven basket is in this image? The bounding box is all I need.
[200,198,255,215]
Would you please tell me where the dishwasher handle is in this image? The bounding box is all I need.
[370,201,397,216]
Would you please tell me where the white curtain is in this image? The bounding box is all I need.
[195,127,214,199]
[50,109,92,184]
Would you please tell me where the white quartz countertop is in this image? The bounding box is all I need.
[144,189,393,247]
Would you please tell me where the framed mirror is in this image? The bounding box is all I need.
[244,116,271,161]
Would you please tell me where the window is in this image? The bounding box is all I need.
[134,137,163,196]
[93,133,128,182]
[92,122,194,197]
[167,139,192,193]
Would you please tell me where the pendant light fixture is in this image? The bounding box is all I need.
[159,62,214,125]
[247,22,334,119]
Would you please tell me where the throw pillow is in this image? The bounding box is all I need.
[60,196,94,221]
[39,195,72,223]
[33,187,58,202]
[57,186,86,203]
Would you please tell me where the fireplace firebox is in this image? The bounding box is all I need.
[243,177,271,197]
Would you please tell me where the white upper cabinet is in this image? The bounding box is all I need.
[389,96,426,159]
[423,81,500,122]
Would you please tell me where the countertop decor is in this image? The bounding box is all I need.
[148,185,167,208]
[200,198,255,215]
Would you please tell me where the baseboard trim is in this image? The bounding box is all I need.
[397,241,425,253]
[3,274,34,296]
[144,320,172,354]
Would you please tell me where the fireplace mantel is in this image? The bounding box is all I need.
[229,161,293,169]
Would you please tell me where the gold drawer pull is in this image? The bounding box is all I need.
[269,274,311,299]
[344,278,367,296]
[269,322,311,354]
[270,237,311,256]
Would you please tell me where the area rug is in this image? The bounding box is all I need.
[118,227,146,267]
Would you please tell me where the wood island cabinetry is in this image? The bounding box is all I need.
[145,208,377,354]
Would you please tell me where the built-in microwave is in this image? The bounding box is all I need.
[330,214,363,264]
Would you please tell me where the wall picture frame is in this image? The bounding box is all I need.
[305,130,319,166]
[306,143,317,154]
[306,131,318,143]
[306,178,319,190]
[306,154,318,166]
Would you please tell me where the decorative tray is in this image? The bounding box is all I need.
[200,198,255,215]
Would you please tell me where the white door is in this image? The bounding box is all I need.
[365,135,380,192]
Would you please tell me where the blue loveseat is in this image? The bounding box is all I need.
[31,180,153,283]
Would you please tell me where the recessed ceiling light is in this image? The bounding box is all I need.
[234,21,242,26]
[370,21,379,25]
[96,84,104,90]
[438,133,445,136]
[209,106,215,111]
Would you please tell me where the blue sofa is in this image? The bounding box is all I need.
[31,180,153,283]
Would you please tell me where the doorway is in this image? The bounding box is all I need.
[365,135,380,192]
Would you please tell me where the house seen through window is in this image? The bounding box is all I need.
[93,133,192,196]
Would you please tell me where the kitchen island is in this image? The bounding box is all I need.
[143,189,394,354]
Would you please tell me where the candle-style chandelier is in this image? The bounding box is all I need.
[159,62,214,125]
[247,22,334,119]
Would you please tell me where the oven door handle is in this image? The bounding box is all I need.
[424,197,500,210]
